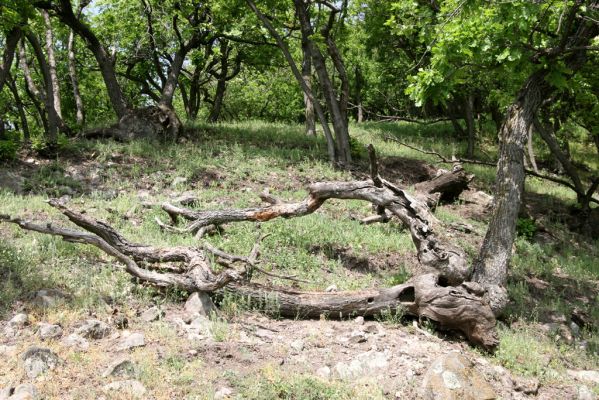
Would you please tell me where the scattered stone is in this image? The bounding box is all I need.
[8,313,28,327]
[290,339,305,352]
[325,284,338,292]
[363,324,379,334]
[316,366,331,379]
[254,329,274,340]
[171,176,188,187]
[61,333,89,350]
[185,292,215,317]
[0,383,38,400]
[76,319,111,339]
[567,370,599,385]
[335,350,389,379]
[117,332,145,351]
[577,385,596,400]
[541,322,574,344]
[349,331,367,344]
[32,289,70,308]
[140,306,163,322]
[570,321,581,338]
[355,316,365,325]
[37,323,63,340]
[113,315,129,329]
[513,376,539,395]
[0,345,18,357]
[421,352,496,400]
[102,380,146,398]
[102,358,137,378]
[22,347,61,379]
[214,387,233,399]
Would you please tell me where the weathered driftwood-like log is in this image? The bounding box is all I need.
[163,179,470,285]
[414,164,473,205]
[0,201,497,350]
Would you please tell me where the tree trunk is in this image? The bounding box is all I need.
[6,73,30,142]
[0,27,21,93]
[246,0,337,164]
[465,94,476,158]
[472,71,547,315]
[526,124,539,173]
[42,10,62,119]
[301,36,316,136]
[294,0,351,165]
[355,66,364,123]
[67,29,85,125]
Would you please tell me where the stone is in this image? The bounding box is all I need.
[254,329,274,340]
[37,323,63,340]
[577,385,596,400]
[0,383,38,400]
[8,313,28,327]
[75,319,111,339]
[102,380,146,398]
[140,306,163,322]
[363,324,379,334]
[61,333,89,350]
[355,316,365,325]
[185,292,215,317]
[421,352,496,400]
[22,347,61,379]
[214,387,233,399]
[570,321,581,338]
[349,331,367,344]
[171,176,188,187]
[512,376,539,395]
[102,358,137,378]
[325,284,338,292]
[335,350,389,379]
[32,289,70,308]
[316,366,331,379]
[567,370,599,385]
[290,339,304,352]
[117,332,145,351]
[0,345,18,357]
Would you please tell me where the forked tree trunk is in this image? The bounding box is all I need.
[0,27,21,93]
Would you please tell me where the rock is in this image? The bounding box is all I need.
[355,316,365,325]
[185,292,215,317]
[61,333,89,350]
[290,339,304,352]
[335,359,363,379]
[102,358,137,378]
[171,176,188,187]
[0,344,18,357]
[140,306,163,322]
[8,313,28,327]
[254,329,274,340]
[421,352,496,400]
[102,380,146,398]
[570,321,581,338]
[316,366,331,379]
[33,289,70,308]
[363,324,379,334]
[0,383,38,400]
[349,331,367,344]
[325,284,338,292]
[513,376,539,395]
[567,370,599,385]
[577,385,596,400]
[335,350,390,379]
[214,387,233,399]
[37,323,63,340]
[117,332,145,351]
[541,322,574,344]
[76,319,111,339]
[22,347,61,379]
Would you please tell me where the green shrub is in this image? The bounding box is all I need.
[516,217,537,240]
[0,132,20,160]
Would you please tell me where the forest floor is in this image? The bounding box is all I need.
[0,121,598,399]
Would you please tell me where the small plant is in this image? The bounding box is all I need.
[517,217,537,240]
[386,266,411,286]
[0,132,20,160]
[376,305,405,326]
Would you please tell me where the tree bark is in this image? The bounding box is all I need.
[301,35,316,136]
[0,27,21,93]
[42,10,62,119]
[6,73,30,142]
[465,94,476,158]
[67,29,85,125]
[355,66,364,123]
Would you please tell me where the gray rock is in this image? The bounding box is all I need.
[335,350,389,379]
[214,387,233,399]
[22,347,61,379]
[171,176,188,187]
[325,284,338,292]
[577,385,596,400]
[0,345,17,357]
[363,324,379,334]
[349,331,367,344]
[512,376,539,395]
[185,292,215,317]
[38,323,63,340]
[75,319,111,339]
[8,313,28,327]
[102,358,137,378]
[567,370,599,385]
[570,321,581,338]
[354,316,365,325]
[421,352,496,400]
[117,332,145,351]
[33,289,70,308]
[61,333,89,350]
[8,384,38,400]
[316,366,331,379]
[140,306,163,322]
[0,388,10,400]
[290,339,305,352]
[102,380,146,398]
